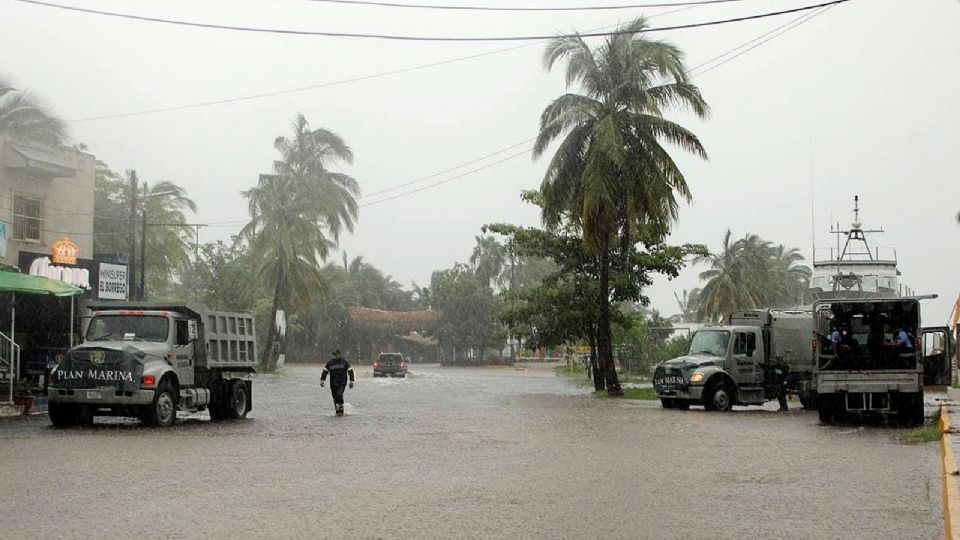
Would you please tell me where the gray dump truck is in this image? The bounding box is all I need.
[47,303,257,427]
[814,297,948,425]
[653,309,815,411]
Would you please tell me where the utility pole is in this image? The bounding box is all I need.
[140,182,148,301]
[127,171,139,302]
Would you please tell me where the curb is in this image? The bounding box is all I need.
[940,404,960,540]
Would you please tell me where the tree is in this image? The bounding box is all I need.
[470,235,507,290]
[0,76,66,145]
[696,230,811,321]
[92,161,197,298]
[430,264,498,363]
[241,114,360,371]
[534,17,708,395]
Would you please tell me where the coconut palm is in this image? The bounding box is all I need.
[241,114,360,370]
[534,16,708,394]
[697,230,810,321]
[0,77,67,145]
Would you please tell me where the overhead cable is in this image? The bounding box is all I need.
[304,0,755,12]
[66,4,696,122]
[10,0,851,42]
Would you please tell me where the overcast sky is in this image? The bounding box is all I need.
[2,0,959,322]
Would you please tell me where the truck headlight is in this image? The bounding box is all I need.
[689,371,704,383]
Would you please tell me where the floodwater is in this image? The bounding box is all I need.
[0,364,944,539]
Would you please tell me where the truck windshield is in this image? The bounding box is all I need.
[86,315,169,342]
[689,330,730,356]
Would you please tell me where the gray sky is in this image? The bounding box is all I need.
[3,0,959,322]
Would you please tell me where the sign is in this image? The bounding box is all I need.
[0,222,6,261]
[98,263,128,300]
[51,237,79,265]
[29,257,90,289]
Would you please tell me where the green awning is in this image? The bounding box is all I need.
[0,268,83,297]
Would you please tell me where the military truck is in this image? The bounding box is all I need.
[813,297,947,425]
[47,303,257,427]
[653,309,814,411]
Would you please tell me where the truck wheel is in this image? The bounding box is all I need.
[800,393,818,410]
[143,383,177,427]
[706,383,733,412]
[48,401,79,428]
[225,380,249,420]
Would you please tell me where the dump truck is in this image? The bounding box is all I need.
[653,309,815,411]
[813,297,947,425]
[47,302,257,427]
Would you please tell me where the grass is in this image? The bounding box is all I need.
[593,388,659,401]
[902,424,942,443]
[553,364,585,378]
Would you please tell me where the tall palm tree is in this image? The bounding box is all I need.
[534,16,708,394]
[0,77,67,145]
[241,114,360,370]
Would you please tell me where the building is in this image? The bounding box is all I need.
[0,134,95,268]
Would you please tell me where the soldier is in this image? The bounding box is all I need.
[320,349,355,416]
[773,355,790,412]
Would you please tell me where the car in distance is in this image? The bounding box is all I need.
[373,353,407,378]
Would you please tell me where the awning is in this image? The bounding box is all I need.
[6,142,75,179]
[0,267,83,297]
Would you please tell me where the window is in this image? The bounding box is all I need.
[12,194,42,242]
[734,332,756,356]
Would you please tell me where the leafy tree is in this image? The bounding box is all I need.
[534,18,708,394]
[193,240,257,311]
[470,235,507,290]
[430,264,498,363]
[92,161,197,298]
[0,76,66,145]
[241,114,360,370]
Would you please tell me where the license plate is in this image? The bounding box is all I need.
[655,376,684,386]
[85,391,101,399]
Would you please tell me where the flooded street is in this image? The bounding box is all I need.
[0,364,943,539]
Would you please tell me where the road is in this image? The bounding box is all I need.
[0,364,944,539]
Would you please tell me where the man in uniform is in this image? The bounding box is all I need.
[773,355,790,412]
[320,349,355,416]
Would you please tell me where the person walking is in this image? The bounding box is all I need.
[320,349,354,416]
[773,355,790,412]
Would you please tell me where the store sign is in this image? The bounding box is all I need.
[98,263,128,300]
[51,237,79,265]
[29,257,90,289]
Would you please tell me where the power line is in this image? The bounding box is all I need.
[304,0,755,12]
[66,4,697,122]
[355,3,838,207]
[10,0,851,42]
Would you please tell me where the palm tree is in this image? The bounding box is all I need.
[0,76,67,145]
[697,230,811,321]
[470,235,507,289]
[534,16,708,394]
[241,114,360,371]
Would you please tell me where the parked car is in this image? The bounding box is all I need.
[373,353,407,378]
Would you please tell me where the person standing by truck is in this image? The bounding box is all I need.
[773,356,790,412]
[320,350,355,416]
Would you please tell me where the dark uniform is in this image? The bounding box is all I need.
[773,357,790,412]
[320,351,355,415]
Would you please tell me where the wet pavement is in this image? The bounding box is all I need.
[0,364,944,539]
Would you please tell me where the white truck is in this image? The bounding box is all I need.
[47,303,257,427]
[653,309,815,411]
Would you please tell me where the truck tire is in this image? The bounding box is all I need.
[224,380,249,420]
[142,382,177,427]
[661,398,676,409]
[705,383,733,412]
[800,392,818,410]
[48,401,79,428]
[896,394,924,427]
[208,379,228,421]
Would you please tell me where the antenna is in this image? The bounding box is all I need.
[809,141,816,265]
[853,195,859,225]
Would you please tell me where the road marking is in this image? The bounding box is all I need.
[940,404,960,539]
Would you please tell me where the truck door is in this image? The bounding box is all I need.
[732,331,762,386]
[921,326,951,386]
[173,318,195,386]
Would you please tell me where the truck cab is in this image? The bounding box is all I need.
[47,303,256,428]
[653,309,813,411]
